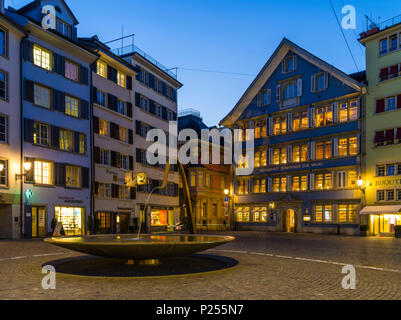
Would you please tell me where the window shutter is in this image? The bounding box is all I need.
[309,173,315,190]
[24,79,34,103]
[136,120,141,135]
[24,118,34,143]
[112,184,119,198]
[51,126,60,149]
[53,90,65,113]
[111,151,118,168]
[93,116,99,134]
[71,27,77,41]
[80,66,89,85]
[357,134,361,155]
[80,99,89,120]
[333,102,338,123]
[268,177,273,193]
[257,92,262,107]
[129,156,134,171]
[297,78,303,97]
[128,129,134,145]
[311,75,316,93]
[309,107,315,127]
[91,62,97,73]
[136,149,142,163]
[309,141,315,160]
[127,102,133,118]
[92,87,98,104]
[276,85,281,102]
[397,95,401,109]
[127,76,132,90]
[286,176,292,192]
[162,107,167,120]
[324,72,329,89]
[94,147,100,164]
[287,113,293,132]
[74,132,80,153]
[287,145,292,163]
[23,40,34,63]
[93,182,99,196]
[268,117,273,136]
[54,163,66,187]
[107,65,117,83]
[268,147,273,164]
[135,93,140,107]
[81,167,89,189]
[25,158,35,183]
[130,187,136,200]
[53,53,65,75]
[110,122,119,140]
[376,99,385,113]
[333,138,339,157]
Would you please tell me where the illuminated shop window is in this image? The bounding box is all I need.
[55,207,82,236]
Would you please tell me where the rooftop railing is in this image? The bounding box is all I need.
[363,14,401,34]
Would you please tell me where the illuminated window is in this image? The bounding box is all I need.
[55,207,82,236]
[117,71,126,88]
[301,144,308,162]
[316,108,324,127]
[292,176,300,191]
[253,179,260,193]
[198,172,204,187]
[292,112,309,131]
[255,122,261,139]
[66,166,81,188]
[349,137,358,155]
[34,160,52,185]
[119,127,128,143]
[339,138,348,157]
[301,112,309,129]
[293,146,300,162]
[325,141,332,159]
[33,45,51,70]
[301,175,308,191]
[273,178,280,192]
[316,143,324,160]
[314,205,332,223]
[324,173,332,189]
[273,117,287,135]
[236,207,250,222]
[339,204,358,223]
[348,170,358,188]
[292,175,308,191]
[261,150,267,166]
[79,134,85,154]
[65,95,79,117]
[273,149,280,165]
[261,120,267,137]
[65,61,78,81]
[349,100,358,121]
[316,106,333,127]
[190,172,196,187]
[59,129,73,152]
[33,122,49,146]
[280,177,287,192]
[280,148,287,164]
[339,103,348,123]
[97,61,107,78]
[99,119,108,136]
[254,152,261,167]
[0,159,7,186]
[315,174,324,190]
[34,84,50,109]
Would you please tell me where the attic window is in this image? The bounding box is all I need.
[282,56,296,73]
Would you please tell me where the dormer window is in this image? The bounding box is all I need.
[282,56,296,73]
[57,19,71,38]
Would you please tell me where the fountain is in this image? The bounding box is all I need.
[45,162,235,266]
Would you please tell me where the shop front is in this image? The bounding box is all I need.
[150,208,175,232]
[55,206,85,236]
[361,206,401,236]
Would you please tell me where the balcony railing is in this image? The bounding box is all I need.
[111,44,177,80]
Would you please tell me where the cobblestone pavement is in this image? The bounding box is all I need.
[1,232,401,300]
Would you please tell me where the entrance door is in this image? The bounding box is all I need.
[284,209,296,233]
[119,214,129,234]
[32,206,46,238]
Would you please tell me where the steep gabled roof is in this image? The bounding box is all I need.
[220,38,362,127]
[17,0,79,25]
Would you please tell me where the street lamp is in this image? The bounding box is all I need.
[224,189,230,196]
[16,161,32,181]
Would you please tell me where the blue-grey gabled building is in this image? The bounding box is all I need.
[221,38,366,235]
[6,0,97,238]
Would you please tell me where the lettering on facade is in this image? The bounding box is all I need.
[375,179,401,187]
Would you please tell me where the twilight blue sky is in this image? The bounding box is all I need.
[6,0,401,126]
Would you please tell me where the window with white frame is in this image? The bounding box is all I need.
[0,115,7,143]
[283,56,296,73]
[66,166,81,188]
[34,160,53,185]
[117,71,126,88]
[65,61,78,81]
[120,154,129,170]
[312,73,328,92]
[57,20,71,38]
[33,45,51,70]
[34,84,50,109]
[0,160,7,187]
[65,95,79,118]
[33,122,49,146]
[0,71,7,100]
[100,149,110,166]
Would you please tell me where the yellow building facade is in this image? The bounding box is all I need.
[359,21,401,235]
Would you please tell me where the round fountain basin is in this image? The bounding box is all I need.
[44,234,235,260]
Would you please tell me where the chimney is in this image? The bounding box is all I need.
[0,0,4,14]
